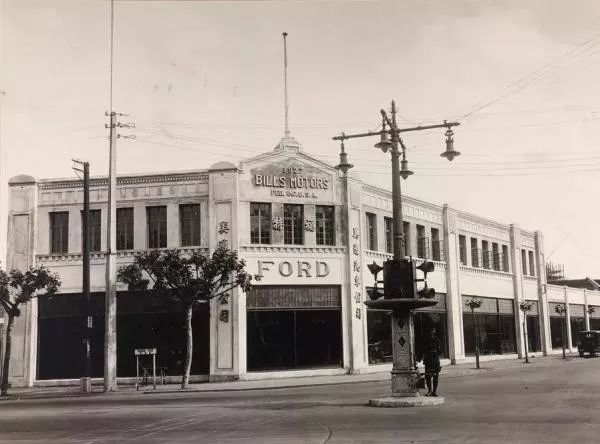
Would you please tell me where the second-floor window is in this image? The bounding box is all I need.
[528,251,535,276]
[482,240,490,269]
[50,211,69,254]
[180,204,201,247]
[147,206,167,249]
[431,228,441,261]
[316,205,335,246]
[471,237,480,267]
[250,203,271,244]
[284,204,303,245]
[502,245,509,272]
[117,208,134,250]
[366,213,377,251]
[492,242,500,271]
[417,224,427,258]
[384,217,393,254]
[87,210,101,252]
[459,235,467,265]
[521,249,528,275]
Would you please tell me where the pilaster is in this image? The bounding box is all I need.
[442,205,464,363]
[534,231,551,355]
[5,175,38,387]
[509,224,526,358]
[346,179,368,373]
[564,286,573,351]
[208,164,239,381]
[584,289,591,330]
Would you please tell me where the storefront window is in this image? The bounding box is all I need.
[37,292,210,379]
[462,296,517,355]
[246,286,342,371]
[570,317,586,347]
[526,315,542,352]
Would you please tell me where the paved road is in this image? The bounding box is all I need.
[1,357,599,443]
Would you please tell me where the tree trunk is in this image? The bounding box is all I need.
[1,315,15,396]
[181,304,194,390]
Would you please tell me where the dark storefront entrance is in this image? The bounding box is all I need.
[463,296,517,355]
[524,300,541,353]
[246,285,342,371]
[366,291,448,365]
[549,302,567,349]
[37,291,209,380]
[569,304,586,348]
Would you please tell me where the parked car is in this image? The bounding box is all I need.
[577,330,600,357]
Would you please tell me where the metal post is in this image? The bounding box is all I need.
[82,162,92,392]
[523,314,529,364]
[152,353,156,390]
[135,355,139,391]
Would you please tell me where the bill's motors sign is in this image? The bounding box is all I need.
[251,163,332,199]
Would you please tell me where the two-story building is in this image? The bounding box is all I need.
[3,135,599,387]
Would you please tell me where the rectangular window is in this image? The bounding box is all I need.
[403,221,411,256]
[315,205,335,246]
[482,240,490,269]
[502,245,509,272]
[521,249,528,275]
[366,213,377,251]
[528,251,535,276]
[147,206,167,249]
[417,224,427,258]
[87,210,101,252]
[431,228,441,261]
[459,235,467,265]
[284,204,303,245]
[470,238,479,267]
[492,242,500,271]
[250,203,271,244]
[180,204,201,247]
[116,208,134,250]
[50,211,69,254]
[384,217,393,254]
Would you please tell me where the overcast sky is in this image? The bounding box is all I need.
[2,0,600,277]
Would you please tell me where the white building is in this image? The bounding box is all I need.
[3,136,599,387]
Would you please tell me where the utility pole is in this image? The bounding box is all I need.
[73,160,92,392]
[105,111,118,392]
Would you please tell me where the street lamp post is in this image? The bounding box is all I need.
[519,301,533,364]
[334,101,460,406]
[555,304,568,359]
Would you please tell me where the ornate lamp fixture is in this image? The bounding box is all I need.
[440,126,460,161]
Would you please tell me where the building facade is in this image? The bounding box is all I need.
[4,137,600,387]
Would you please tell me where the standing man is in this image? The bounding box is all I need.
[422,328,442,397]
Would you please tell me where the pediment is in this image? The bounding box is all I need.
[239,150,341,203]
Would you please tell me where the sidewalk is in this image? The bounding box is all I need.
[1,353,583,401]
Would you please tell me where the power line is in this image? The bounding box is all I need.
[458,33,600,121]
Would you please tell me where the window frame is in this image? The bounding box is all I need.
[284,204,304,245]
[250,202,272,245]
[116,207,134,251]
[49,211,69,254]
[146,205,167,249]
[180,203,201,247]
[315,205,335,246]
[366,213,377,251]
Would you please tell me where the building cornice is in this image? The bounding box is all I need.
[38,170,210,190]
